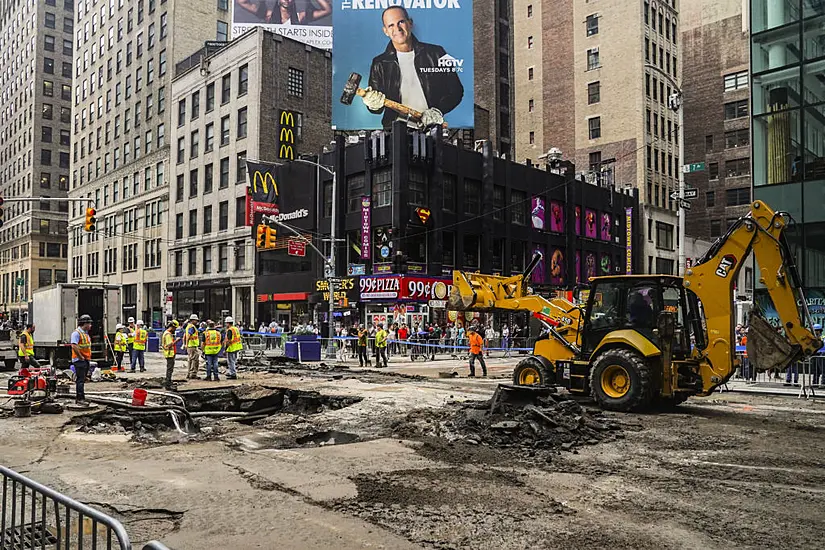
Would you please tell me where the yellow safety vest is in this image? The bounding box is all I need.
[127,326,135,345]
[375,330,388,348]
[203,329,221,355]
[113,331,127,352]
[133,328,148,351]
[18,331,34,357]
[226,326,243,353]
[185,323,200,347]
[162,330,176,358]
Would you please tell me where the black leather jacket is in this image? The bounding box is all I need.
[368,35,464,129]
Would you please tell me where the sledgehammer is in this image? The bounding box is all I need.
[340,72,424,121]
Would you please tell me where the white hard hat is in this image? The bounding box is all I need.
[128,317,135,323]
[225,316,234,324]
[116,323,123,330]
[189,314,199,321]
[136,320,144,326]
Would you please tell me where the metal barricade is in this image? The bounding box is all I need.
[1,464,170,550]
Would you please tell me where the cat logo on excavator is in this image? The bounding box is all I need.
[715,254,737,278]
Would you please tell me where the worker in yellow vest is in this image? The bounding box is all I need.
[184,313,201,379]
[162,320,181,390]
[202,320,222,381]
[113,323,128,371]
[223,316,242,380]
[17,324,39,369]
[131,320,148,373]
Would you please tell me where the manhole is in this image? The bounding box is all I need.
[295,430,360,447]
[1,522,58,549]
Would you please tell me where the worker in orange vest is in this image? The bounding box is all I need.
[70,315,93,405]
[467,326,487,377]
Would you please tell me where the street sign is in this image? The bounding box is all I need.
[679,199,692,210]
[428,300,447,309]
[681,162,706,174]
[347,263,366,276]
[287,239,306,257]
[670,188,698,200]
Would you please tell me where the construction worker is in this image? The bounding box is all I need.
[184,314,201,379]
[202,320,222,381]
[70,315,93,405]
[126,316,136,369]
[131,320,148,373]
[223,316,241,380]
[17,324,39,369]
[357,324,370,367]
[162,320,181,390]
[374,323,389,368]
[113,324,128,372]
[467,327,488,377]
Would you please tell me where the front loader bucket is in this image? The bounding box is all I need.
[447,281,475,311]
[746,312,802,372]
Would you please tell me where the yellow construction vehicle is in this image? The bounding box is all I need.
[449,200,822,411]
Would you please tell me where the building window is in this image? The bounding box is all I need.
[588,117,601,139]
[723,70,748,91]
[205,123,215,152]
[587,48,600,70]
[529,131,535,144]
[528,99,534,112]
[464,179,481,215]
[528,67,534,80]
[236,196,247,227]
[203,247,214,274]
[216,21,229,42]
[724,129,749,149]
[725,187,751,206]
[220,116,230,145]
[527,36,533,48]
[43,80,54,96]
[527,4,532,17]
[443,174,456,212]
[372,168,392,207]
[206,83,215,112]
[288,67,304,97]
[204,163,214,193]
[586,14,599,36]
[463,235,480,269]
[511,190,526,225]
[237,107,248,138]
[219,201,229,231]
[189,209,198,237]
[493,186,505,221]
[346,173,366,213]
[190,130,199,157]
[203,205,212,233]
[177,99,185,126]
[175,213,184,239]
[238,64,249,96]
[189,169,199,197]
[221,74,231,105]
[237,152,247,183]
[725,158,750,177]
[218,244,229,272]
[656,222,674,250]
[709,162,719,180]
[710,219,721,237]
[409,169,427,207]
[188,249,197,275]
[724,99,748,120]
[587,81,600,104]
[589,151,602,172]
[706,190,715,207]
[219,158,230,188]
[177,137,185,164]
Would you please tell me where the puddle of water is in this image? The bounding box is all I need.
[296,430,360,447]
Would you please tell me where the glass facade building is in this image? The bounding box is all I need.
[752,0,825,318]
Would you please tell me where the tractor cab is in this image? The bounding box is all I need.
[580,275,706,362]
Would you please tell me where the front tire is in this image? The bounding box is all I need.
[591,348,653,412]
[513,357,550,386]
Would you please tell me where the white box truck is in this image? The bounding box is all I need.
[31,284,121,368]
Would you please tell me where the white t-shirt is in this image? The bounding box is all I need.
[396,50,428,117]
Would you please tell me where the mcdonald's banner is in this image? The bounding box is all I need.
[246,158,317,240]
[279,110,296,161]
[247,160,280,204]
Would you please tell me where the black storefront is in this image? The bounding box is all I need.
[255,121,641,330]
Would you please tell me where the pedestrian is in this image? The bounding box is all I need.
[184,314,201,380]
[162,320,181,390]
[357,324,370,367]
[223,316,242,380]
[131,320,148,373]
[70,315,93,405]
[813,324,824,387]
[484,324,495,357]
[202,321,222,381]
[113,323,128,372]
[126,316,136,369]
[17,323,39,369]
[398,323,409,355]
[388,324,397,356]
[467,327,488,377]
[374,323,389,368]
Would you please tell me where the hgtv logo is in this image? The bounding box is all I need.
[421,54,464,73]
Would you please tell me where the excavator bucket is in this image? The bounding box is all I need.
[746,312,801,372]
[448,282,475,311]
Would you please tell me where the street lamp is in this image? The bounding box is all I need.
[645,63,685,276]
[271,157,340,358]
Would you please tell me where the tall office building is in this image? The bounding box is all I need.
[750,0,825,316]
[682,0,752,244]
[67,0,229,325]
[0,0,76,323]
[513,0,680,273]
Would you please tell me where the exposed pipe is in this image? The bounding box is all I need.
[82,389,186,407]
[56,394,195,425]
[167,410,189,435]
[188,406,280,418]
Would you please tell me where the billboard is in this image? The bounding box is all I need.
[246,159,316,237]
[531,196,545,230]
[232,0,333,49]
[332,2,474,130]
[550,249,564,285]
[550,201,564,233]
[531,244,546,284]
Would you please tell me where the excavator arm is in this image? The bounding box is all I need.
[683,200,822,394]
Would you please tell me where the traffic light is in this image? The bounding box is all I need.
[265,226,276,249]
[84,207,97,232]
[0,197,4,229]
[256,224,276,250]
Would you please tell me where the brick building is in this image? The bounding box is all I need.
[0,0,76,323]
[168,27,332,326]
[512,0,680,274]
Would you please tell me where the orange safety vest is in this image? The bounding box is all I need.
[226,326,242,353]
[133,328,148,351]
[203,329,221,355]
[469,332,484,354]
[72,330,92,361]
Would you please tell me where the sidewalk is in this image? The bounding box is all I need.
[721,378,822,398]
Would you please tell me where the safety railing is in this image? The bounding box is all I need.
[1,465,169,550]
[728,348,822,398]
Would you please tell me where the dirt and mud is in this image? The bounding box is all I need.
[2,362,825,549]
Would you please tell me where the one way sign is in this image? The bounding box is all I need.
[670,188,698,200]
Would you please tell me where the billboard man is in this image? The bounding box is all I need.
[235,0,331,25]
[361,6,464,129]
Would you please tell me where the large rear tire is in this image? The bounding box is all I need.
[590,348,653,412]
[513,357,550,386]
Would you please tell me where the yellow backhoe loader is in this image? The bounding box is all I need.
[448,201,822,411]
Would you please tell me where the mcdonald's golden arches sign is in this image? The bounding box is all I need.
[279,110,296,160]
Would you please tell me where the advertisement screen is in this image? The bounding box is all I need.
[531,196,545,230]
[600,213,611,241]
[531,244,546,284]
[550,249,564,285]
[585,209,597,239]
[332,1,474,130]
[550,201,564,233]
[232,0,333,49]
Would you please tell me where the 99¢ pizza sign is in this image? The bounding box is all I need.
[359,275,452,302]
